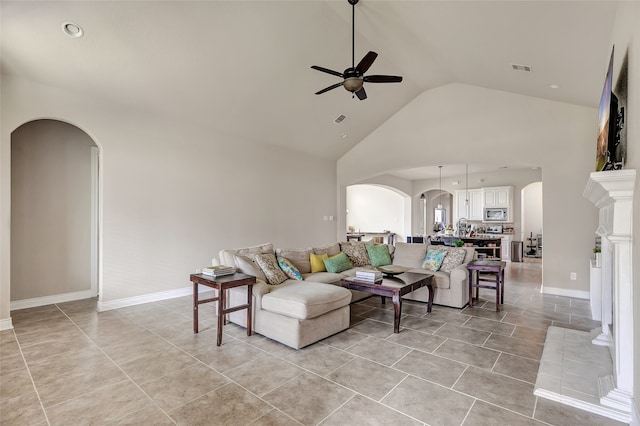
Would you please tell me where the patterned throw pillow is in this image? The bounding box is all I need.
[366,244,392,267]
[310,253,329,273]
[439,248,467,273]
[421,249,447,272]
[254,253,288,285]
[277,256,303,280]
[323,252,353,273]
[340,242,370,267]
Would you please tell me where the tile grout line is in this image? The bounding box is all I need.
[55,303,182,424]
[9,327,52,426]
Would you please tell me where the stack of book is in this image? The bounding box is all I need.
[354,270,383,284]
[201,265,236,277]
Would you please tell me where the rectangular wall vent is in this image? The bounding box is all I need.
[334,114,346,124]
[512,64,532,72]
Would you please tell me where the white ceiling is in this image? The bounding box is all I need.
[1,1,618,172]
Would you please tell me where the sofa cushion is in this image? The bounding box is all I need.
[277,256,303,280]
[233,255,267,281]
[275,247,312,274]
[302,272,345,283]
[366,244,392,267]
[439,247,467,273]
[313,243,341,257]
[340,242,370,267]
[262,282,352,320]
[255,253,288,285]
[422,249,447,271]
[323,252,353,273]
[392,242,428,269]
[234,243,274,258]
[310,253,328,273]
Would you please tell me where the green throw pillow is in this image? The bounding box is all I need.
[323,252,353,273]
[366,244,392,267]
[421,249,447,272]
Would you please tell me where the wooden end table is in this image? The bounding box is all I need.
[340,271,434,333]
[190,272,256,346]
[467,260,506,312]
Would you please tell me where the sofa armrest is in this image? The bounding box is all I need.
[450,264,469,285]
[251,279,271,310]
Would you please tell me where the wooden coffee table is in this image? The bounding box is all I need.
[340,271,434,333]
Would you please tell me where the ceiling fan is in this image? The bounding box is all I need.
[311,0,403,100]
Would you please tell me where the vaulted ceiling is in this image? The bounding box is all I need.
[1,1,618,162]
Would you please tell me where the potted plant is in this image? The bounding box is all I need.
[593,246,602,267]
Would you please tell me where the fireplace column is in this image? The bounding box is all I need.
[584,169,635,415]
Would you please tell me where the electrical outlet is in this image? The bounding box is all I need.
[329,215,334,221]
[570,272,577,280]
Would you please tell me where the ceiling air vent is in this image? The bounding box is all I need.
[334,114,346,124]
[512,64,532,72]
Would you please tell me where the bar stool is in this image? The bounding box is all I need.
[467,260,506,311]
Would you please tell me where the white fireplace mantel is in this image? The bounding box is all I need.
[583,169,635,416]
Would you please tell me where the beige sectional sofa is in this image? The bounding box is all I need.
[218,241,474,349]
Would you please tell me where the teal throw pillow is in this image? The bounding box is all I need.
[421,249,447,272]
[277,255,303,280]
[323,252,353,273]
[366,244,392,267]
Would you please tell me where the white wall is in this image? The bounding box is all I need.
[1,76,337,321]
[338,83,597,297]
[521,182,543,245]
[11,120,95,301]
[346,185,406,239]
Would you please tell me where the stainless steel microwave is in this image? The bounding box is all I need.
[484,208,509,222]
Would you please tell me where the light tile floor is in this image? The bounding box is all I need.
[0,259,628,425]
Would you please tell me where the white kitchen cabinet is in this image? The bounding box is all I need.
[501,235,512,261]
[455,189,483,221]
[483,186,513,208]
[469,190,483,220]
[455,190,467,222]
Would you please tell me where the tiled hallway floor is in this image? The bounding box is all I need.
[1,260,627,425]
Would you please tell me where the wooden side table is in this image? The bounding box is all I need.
[467,260,506,312]
[190,272,256,346]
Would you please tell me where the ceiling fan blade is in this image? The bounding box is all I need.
[355,51,378,74]
[363,75,403,83]
[354,86,367,100]
[311,65,343,78]
[315,82,344,95]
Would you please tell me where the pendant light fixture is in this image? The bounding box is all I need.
[437,165,443,209]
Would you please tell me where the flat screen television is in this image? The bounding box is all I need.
[595,46,620,171]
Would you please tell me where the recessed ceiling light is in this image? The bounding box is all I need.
[548,84,560,89]
[62,22,83,38]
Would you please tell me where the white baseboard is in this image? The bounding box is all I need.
[0,317,13,331]
[541,286,590,300]
[97,286,195,312]
[10,289,97,311]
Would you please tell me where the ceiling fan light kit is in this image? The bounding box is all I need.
[311,0,402,100]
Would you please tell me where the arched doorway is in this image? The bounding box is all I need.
[11,119,100,309]
[521,181,542,258]
[346,184,409,242]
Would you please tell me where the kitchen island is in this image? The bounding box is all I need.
[432,235,502,260]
